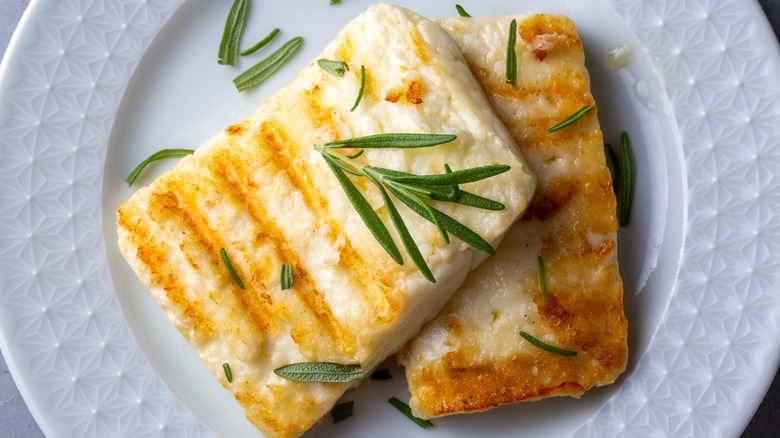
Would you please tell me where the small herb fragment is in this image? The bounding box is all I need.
[619,131,636,227]
[520,331,577,356]
[234,37,304,92]
[218,0,248,66]
[537,255,547,302]
[605,143,620,193]
[331,401,354,423]
[280,264,294,290]
[388,397,433,429]
[455,4,471,17]
[220,247,245,290]
[548,105,594,133]
[318,59,349,77]
[370,368,391,380]
[273,362,363,383]
[330,0,341,4]
[350,65,366,111]
[223,363,233,383]
[126,149,194,186]
[506,18,518,86]
[240,28,280,57]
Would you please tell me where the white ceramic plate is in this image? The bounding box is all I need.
[1,0,779,436]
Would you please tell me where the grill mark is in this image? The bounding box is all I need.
[150,176,277,337]
[117,204,215,340]
[259,119,400,319]
[207,144,357,355]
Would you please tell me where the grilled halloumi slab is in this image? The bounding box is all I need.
[116,4,535,437]
[399,14,628,419]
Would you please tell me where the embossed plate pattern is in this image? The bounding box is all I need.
[1,0,779,437]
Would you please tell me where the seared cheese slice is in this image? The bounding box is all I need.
[116,4,535,437]
[399,14,628,419]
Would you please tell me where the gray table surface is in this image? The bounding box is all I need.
[1,1,779,437]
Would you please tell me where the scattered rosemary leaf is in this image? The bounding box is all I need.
[455,4,471,17]
[506,18,517,86]
[350,65,366,111]
[234,37,304,92]
[388,397,433,429]
[273,362,363,382]
[125,149,194,186]
[605,143,620,194]
[619,131,636,227]
[537,255,547,302]
[331,401,354,423]
[318,59,349,77]
[223,363,233,383]
[520,331,577,356]
[220,247,245,290]
[370,368,391,380]
[324,133,456,150]
[280,264,294,290]
[548,105,594,133]
[240,28,280,57]
[218,0,248,66]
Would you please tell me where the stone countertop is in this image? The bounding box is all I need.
[1,1,778,437]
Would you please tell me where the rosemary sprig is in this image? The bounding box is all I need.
[240,28,280,57]
[273,362,363,382]
[218,0,248,66]
[220,247,245,289]
[520,331,577,356]
[456,4,471,17]
[223,363,233,383]
[234,37,304,92]
[548,105,593,132]
[537,255,547,302]
[388,397,433,429]
[331,401,354,423]
[317,133,508,282]
[351,65,366,111]
[280,264,294,290]
[126,149,194,186]
[506,18,518,86]
[318,59,349,77]
[619,131,636,227]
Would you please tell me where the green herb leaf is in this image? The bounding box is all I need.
[506,18,518,86]
[350,65,366,112]
[455,4,471,17]
[388,397,434,429]
[537,255,547,302]
[324,133,457,150]
[520,331,577,356]
[223,363,233,383]
[345,149,364,159]
[126,149,194,186]
[548,105,594,133]
[220,248,245,290]
[234,37,304,92]
[453,191,505,210]
[373,164,510,186]
[619,131,636,227]
[218,0,248,66]
[605,143,620,194]
[330,0,341,4]
[323,155,404,265]
[240,28,280,57]
[331,401,354,423]
[281,264,294,290]
[370,368,391,380]
[274,362,363,382]
[318,59,349,77]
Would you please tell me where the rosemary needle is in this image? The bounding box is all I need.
[619,131,636,227]
[220,247,245,290]
[331,401,354,423]
[351,65,366,111]
[520,331,577,356]
[240,28,280,57]
[456,4,471,17]
[506,19,518,86]
[389,397,433,429]
[273,362,363,383]
[280,264,294,290]
[218,0,248,66]
[233,37,304,92]
[537,255,547,302]
[126,149,194,186]
[317,59,349,77]
[548,105,594,132]
[223,363,233,383]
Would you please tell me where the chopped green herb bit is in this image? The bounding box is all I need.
[240,28,280,57]
[455,4,471,17]
[220,247,245,290]
[218,0,248,66]
[223,363,233,383]
[370,368,391,380]
[281,264,294,290]
[273,362,363,382]
[318,59,349,77]
[350,65,366,111]
[331,401,354,423]
[234,37,304,92]
[619,131,636,227]
[389,397,433,429]
[330,0,341,4]
[520,331,577,356]
[506,19,518,86]
[537,255,547,302]
[125,149,194,186]
[548,105,594,133]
